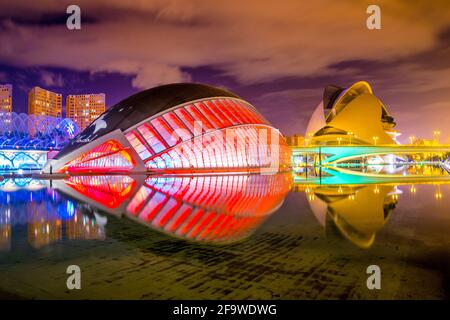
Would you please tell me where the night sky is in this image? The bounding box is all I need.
[1,1,450,143]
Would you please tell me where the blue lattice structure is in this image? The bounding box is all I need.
[0,112,80,170]
[0,112,80,150]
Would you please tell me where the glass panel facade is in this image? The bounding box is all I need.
[125,132,152,160]
[184,104,215,130]
[142,125,290,171]
[137,123,166,154]
[150,117,178,147]
[162,112,193,141]
[60,140,136,173]
[62,97,290,173]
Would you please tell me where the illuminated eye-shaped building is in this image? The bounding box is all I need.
[305,81,400,145]
[44,83,291,174]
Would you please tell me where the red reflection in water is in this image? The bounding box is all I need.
[62,174,291,243]
[65,175,137,208]
[127,174,292,243]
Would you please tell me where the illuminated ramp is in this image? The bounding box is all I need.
[293,145,450,165]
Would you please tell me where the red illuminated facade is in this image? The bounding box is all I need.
[45,84,291,174]
[60,140,136,173]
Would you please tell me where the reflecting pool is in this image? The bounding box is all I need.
[0,170,449,299]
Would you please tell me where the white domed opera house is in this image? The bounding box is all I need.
[305,81,400,145]
[44,83,291,174]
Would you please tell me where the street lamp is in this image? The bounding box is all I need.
[409,135,416,145]
[337,137,342,146]
[372,136,379,145]
[433,130,441,144]
[347,131,354,145]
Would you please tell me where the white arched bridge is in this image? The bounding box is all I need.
[292,145,450,165]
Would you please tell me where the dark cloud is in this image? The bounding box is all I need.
[0,0,449,142]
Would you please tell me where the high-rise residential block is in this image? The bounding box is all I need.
[0,84,12,113]
[66,93,106,131]
[28,87,62,136]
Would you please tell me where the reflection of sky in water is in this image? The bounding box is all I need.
[1,173,450,299]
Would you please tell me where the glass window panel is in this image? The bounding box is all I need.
[184,104,214,131]
[188,212,216,238]
[163,112,193,141]
[191,142,205,168]
[168,149,183,168]
[176,147,190,168]
[231,100,253,123]
[174,108,197,133]
[137,123,166,154]
[206,100,233,127]
[155,156,166,168]
[237,101,264,123]
[205,141,217,168]
[145,160,157,169]
[161,152,174,168]
[215,99,240,125]
[177,208,204,236]
[151,117,178,147]
[125,131,152,160]
[194,102,223,128]
[222,99,250,124]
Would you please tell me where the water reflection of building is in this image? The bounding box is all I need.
[56,173,292,244]
[0,207,10,251]
[27,203,62,249]
[65,211,105,241]
[303,184,399,248]
[0,178,106,251]
[64,175,136,209]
